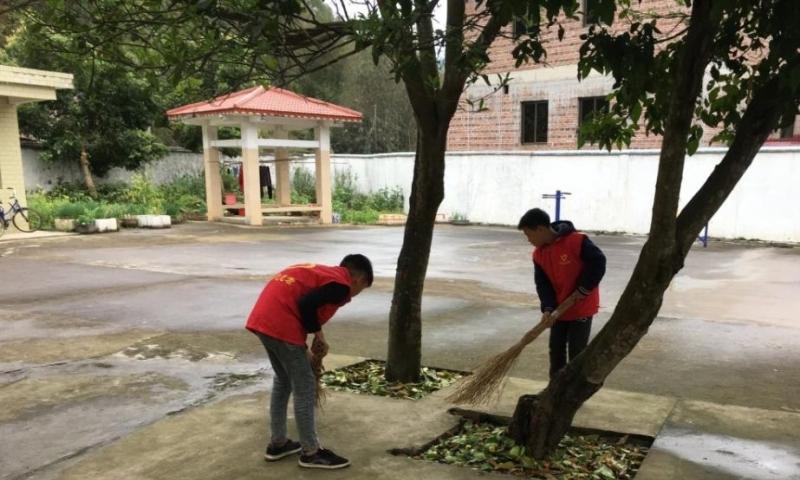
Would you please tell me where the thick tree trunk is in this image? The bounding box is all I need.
[385,126,448,382]
[79,143,98,198]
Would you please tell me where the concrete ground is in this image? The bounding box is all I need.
[1,222,799,479]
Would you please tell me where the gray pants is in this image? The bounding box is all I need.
[255,332,319,452]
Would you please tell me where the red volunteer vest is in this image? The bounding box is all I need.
[246,264,352,346]
[533,232,600,321]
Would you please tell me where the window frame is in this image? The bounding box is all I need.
[578,96,610,128]
[521,100,549,145]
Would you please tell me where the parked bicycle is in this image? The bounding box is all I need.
[0,188,42,238]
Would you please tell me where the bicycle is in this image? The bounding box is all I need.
[0,188,43,238]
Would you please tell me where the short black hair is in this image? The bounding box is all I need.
[341,254,374,286]
[517,208,551,230]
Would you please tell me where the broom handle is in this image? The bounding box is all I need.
[550,292,580,322]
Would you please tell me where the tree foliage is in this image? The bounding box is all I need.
[4,9,168,189]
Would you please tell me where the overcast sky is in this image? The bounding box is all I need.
[327,1,448,27]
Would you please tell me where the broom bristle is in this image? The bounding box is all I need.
[446,318,554,405]
[311,337,327,407]
[446,342,528,404]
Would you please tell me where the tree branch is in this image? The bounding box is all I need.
[648,0,717,243]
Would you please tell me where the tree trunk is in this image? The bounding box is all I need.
[385,126,448,383]
[79,142,98,198]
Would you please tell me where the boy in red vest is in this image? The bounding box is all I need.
[518,208,606,379]
[246,254,373,470]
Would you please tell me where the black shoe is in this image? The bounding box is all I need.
[264,439,302,461]
[298,448,351,469]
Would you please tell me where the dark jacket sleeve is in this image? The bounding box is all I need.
[533,261,558,313]
[297,282,350,333]
[577,236,606,295]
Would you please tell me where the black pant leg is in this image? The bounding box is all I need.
[567,317,593,361]
[549,321,569,379]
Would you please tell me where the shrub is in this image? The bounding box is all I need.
[292,166,317,203]
[123,173,163,214]
[369,187,404,212]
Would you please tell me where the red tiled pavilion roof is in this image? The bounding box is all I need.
[166,86,362,122]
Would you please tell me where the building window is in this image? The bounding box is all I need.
[579,96,609,128]
[583,0,602,26]
[521,101,548,144]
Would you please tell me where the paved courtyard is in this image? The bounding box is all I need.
[1,222,799,479]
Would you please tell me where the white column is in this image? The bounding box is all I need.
[241,120,262,226]
[315,122,332,224]
[201,123,223,221]
[274,128,291,205]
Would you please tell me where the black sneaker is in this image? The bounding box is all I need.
[298,448,351,469]
[264,439,302,461]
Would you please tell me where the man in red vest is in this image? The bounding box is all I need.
[518,208,606,379]
[246,254,373,470]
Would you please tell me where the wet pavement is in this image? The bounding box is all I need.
[1,222,799,479]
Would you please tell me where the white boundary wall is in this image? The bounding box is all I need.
[330,147,800,243]
[22,145,800,242]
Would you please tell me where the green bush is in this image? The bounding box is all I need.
[75,214,94,226]
[123,173,163,214]
[26,192,58,230]
[341,208,380,224]
[331,170,404,224]
[160,174,205,200]
[160,174,207,218]
[54,201,87,219]
[369,187,404,212]
[292,166,317,203]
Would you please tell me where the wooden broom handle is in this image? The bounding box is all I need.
[550,292,580,322]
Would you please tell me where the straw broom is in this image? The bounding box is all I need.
[446,295,579,405]
[310,336,328,407]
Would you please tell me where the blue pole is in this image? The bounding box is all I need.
[702,224,709,248]
[555,190,561,221]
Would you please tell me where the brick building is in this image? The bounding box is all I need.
[447,0,797,151]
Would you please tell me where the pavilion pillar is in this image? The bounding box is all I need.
[315,122,333,224]
[274,128,291,205]
[241,120,262,226]
[201,124,223,221]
